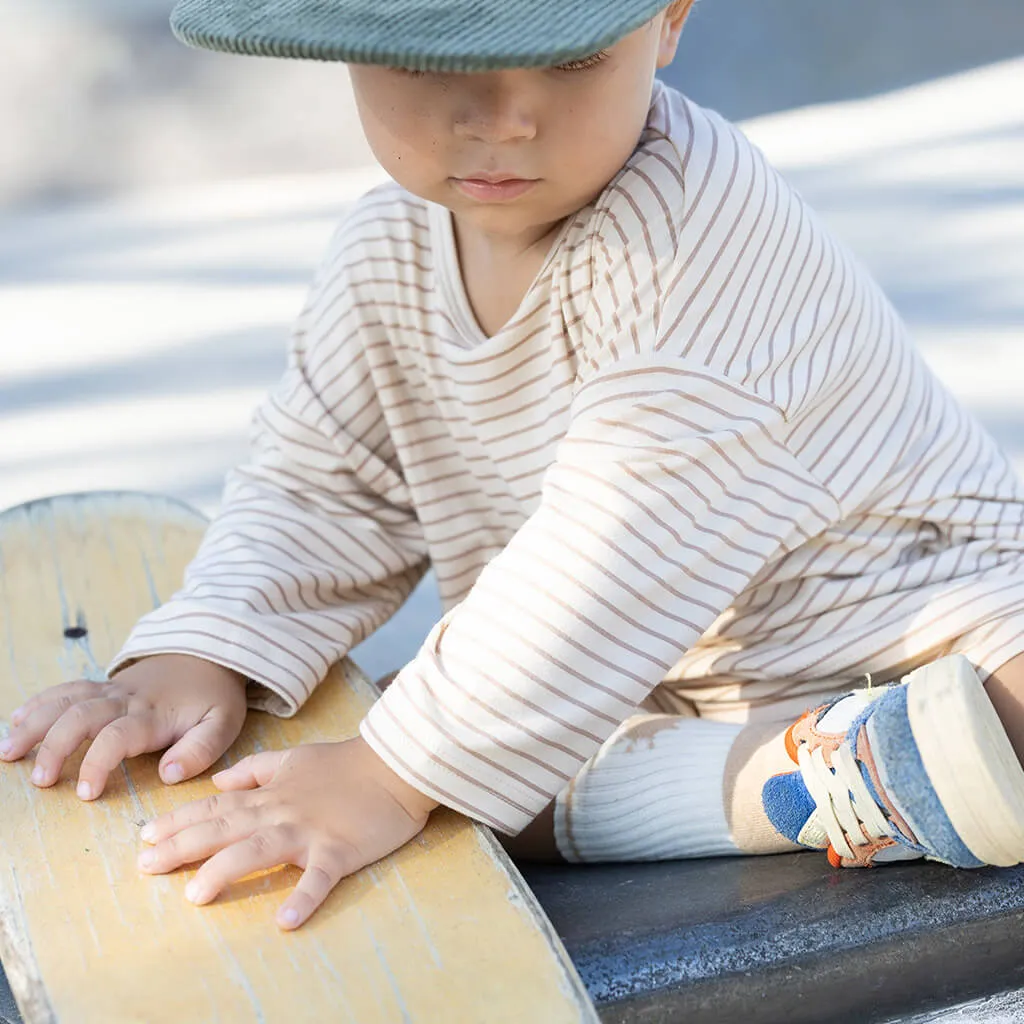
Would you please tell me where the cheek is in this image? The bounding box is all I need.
[554,87,648,177]
[369,106,440,178]
[351,76,443,179]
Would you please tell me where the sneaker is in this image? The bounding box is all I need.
[762,655,1024,869]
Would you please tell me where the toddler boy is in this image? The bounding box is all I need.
[5,0,1024,928]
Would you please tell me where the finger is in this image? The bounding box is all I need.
[159,711,244,787]
[7,680,107,729]
[277,859,344,930]
[29,698,126,787]
[0,705,69,763]
[184,829,291,907]
[141,790,249,846]
[211,751,288,791]
[1,683,109,762]
[77,711,176,801]
[138,801,257,875]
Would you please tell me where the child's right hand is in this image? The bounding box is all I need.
[0,654,249,801]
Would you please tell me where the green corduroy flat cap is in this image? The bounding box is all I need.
[170,0,674,72]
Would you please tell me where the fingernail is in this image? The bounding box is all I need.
[140,823,156,843]
[185,881,202,904]
[280,908,299,926]
[77,782,93,801]
[31,766,46,785]
[10,709,23,725]
[138,851,155,869]
[0,741,12,758]
[163,763,184,784]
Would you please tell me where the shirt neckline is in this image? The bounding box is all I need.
[429,200,575,350]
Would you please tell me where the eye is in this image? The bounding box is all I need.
[553,49,610,72]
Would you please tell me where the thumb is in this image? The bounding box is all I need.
[212,750,288,791]
[158,711,242,785]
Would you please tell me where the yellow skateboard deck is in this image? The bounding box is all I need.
[0,492,598,1024]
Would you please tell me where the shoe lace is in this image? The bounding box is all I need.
[797,741,892,860]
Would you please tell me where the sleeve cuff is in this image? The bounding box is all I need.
[109,648,293,717]
[358,650,549,837]
[106,600,330,718]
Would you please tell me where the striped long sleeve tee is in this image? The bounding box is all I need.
[110,81,1024,835]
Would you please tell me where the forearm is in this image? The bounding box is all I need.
[111,467,428,716]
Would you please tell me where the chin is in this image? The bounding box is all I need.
[462,205,546,234]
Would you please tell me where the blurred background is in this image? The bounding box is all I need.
[1,0,1023,673]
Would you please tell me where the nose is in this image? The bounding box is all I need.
[452,72,538,144]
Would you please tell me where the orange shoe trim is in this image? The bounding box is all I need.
[783,710,811,763]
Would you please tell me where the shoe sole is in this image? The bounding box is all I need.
[906,654,1024,866]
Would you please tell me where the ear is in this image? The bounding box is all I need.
[656,0,697,68]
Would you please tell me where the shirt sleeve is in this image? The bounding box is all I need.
[108,227,429,717]
[360,114,847,835]
[360,357,841,833]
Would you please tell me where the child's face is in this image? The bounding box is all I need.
[348,1,693,244]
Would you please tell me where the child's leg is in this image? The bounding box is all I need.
[553,712,745,863]
[502,700,807,864]
[501,690,720,863]
[504,639,1024,867]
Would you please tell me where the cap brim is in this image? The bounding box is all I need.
[170,0,671,70]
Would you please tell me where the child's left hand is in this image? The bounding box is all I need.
[137,736,440,930]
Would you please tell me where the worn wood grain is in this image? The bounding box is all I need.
[0,491,597,1024]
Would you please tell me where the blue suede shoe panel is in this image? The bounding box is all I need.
[868,686,984,868]
[858,759,929,855]
[762,770,819,846]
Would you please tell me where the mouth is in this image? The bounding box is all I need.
[452,175,539,202]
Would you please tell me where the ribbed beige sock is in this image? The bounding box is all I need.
[552,713,745,863]
[722,718,805,855]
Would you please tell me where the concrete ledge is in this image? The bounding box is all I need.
[0,963,18,1024]
[521,854,1024,1024]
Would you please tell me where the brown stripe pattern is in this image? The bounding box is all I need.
[110,81,1024,835]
